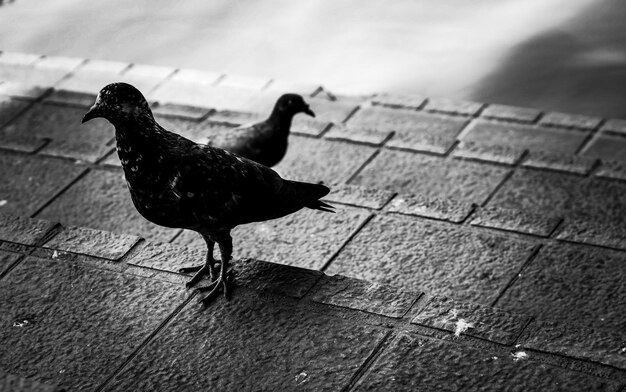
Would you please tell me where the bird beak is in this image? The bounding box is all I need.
[304,106,315,118]
[82,104,102,123]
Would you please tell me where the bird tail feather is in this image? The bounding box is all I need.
[283,180,335,213]
[307,199,335,213]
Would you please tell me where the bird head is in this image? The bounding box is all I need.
[82,82,153,125]
[276,94,315,118]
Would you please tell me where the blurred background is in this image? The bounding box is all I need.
[1,0,625,118]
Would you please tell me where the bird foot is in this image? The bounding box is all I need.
[184,263,218,288]
[196,274,231,306]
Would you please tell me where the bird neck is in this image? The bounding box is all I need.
[267,110,294,133]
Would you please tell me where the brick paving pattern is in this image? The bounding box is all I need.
[0,51,625,390]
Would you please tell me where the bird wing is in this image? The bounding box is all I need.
[169,142,295,228]
[209,122,266,155]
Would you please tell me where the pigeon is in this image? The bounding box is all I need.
[208,94,315,167]
[82,82,334,305]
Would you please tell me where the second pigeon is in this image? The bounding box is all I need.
[208,94,314,167]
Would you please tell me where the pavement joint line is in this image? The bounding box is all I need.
[490,244,543,308]
[376,191,399,211]
[51,57,90,87]
[29,137,52,154]
[319,212,376,273]
[29,166,91,218]
[94,145,117,165]
[443,139,461,157]
[547,217,565,238]
[457,202,479,224]
[165,228,186,244]
[340,130,396,184]
[574,118,607,156]
[0,222,62,281]
[345,147,382,185]
[555,237,626,253]
[342,104,361,124]
[211,73,227,87]
[341,330,395,392]
[415,97,428,111]
[258,78,274,91]
[93,290,200,392]
[479,149,528,208]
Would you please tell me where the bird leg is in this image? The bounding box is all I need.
[196,234,232,306]
[182,235,218,287]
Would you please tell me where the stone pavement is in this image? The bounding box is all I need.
[0,51,624,391]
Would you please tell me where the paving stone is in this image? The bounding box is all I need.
[540,112,602,130]
[106,292,387,392]
[387,192,476,223]
[0,102,114,162]
[351,149,510,205]
[489,170,626,248]
[0,256,186,391]
[481,104,540,123]
[272,136,377,183]
[324,122,389,145]
[412,296,531,345]
[556,214,626,250]
[601,118,626,135]
[326,213,536,304]
[126,240,205,270]
[311,274,419,318]
[582,133,626,162]
[424,97,483,116]
[0,55,82,98]
[43,225,139,261]
[497,244,626,332]
[54,58,129,95]
[0,251,21,276]
[524,320,626,370]
[37,168,178,243]
[458,120,589,163]
[0,153,85,216]
[470,205,561,236]
[366,107,469,152]
[174,205,371,270]
[595,159,626,181]
[522,150,597,174]
[231,258,322,299]
[0,95,31,128]
[355,333,620,392]
[453,141,525,165]
[370,93,426,110]
[325,184,395,209]
[0,371,65,392]
[0,213,57,246]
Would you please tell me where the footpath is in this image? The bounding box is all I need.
[0,51,624,391]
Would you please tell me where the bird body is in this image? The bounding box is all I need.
[207,93,314,167]
[82,83,333,304]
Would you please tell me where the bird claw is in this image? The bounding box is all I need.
[184,263,218,288]
[198,278,230,306]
